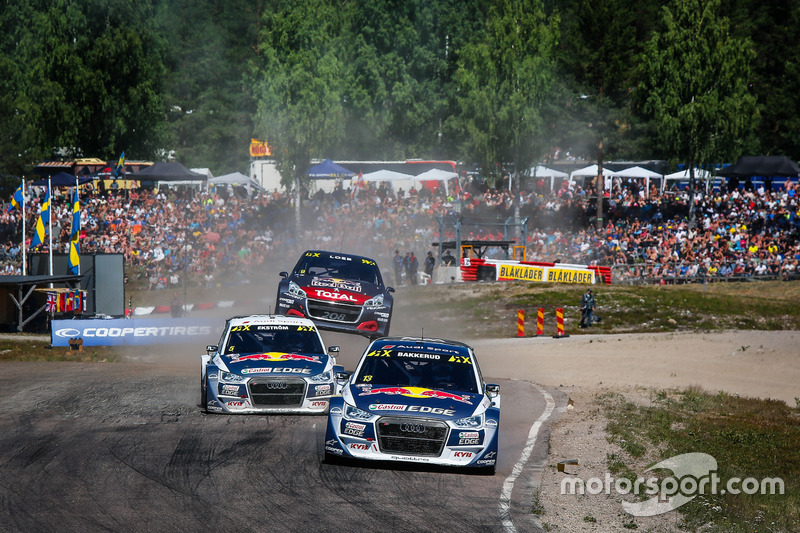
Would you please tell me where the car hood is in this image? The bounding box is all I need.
[292,275,383,304]
[215,351,330,376]
[346,384,484,420]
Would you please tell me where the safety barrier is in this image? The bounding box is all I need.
[463,256,611,285]
[517,307,569,338]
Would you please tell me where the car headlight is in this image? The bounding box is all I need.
[288,281,307,298]
[363,294,384,308]
[345,403,374,421]
[220,371,246,383]
[453,414,483,428]
[310,371,332,383]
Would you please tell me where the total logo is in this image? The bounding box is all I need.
[313,289,359,302]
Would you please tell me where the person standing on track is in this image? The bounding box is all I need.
[423,251,436,282]
[392,249,404,286]
[406,251,419,285]
[579,288,595,328]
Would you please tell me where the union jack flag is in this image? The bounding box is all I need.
[45,292,57,313]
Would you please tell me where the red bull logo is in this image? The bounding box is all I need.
[231,352,320,363]
[311,277,363,292]
[359,386,471,404]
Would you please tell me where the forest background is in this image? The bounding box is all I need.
[0,0,797,191]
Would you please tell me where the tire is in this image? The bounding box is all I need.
[477,464,496,475]
[324,452,344,465]
[201,374,208,413]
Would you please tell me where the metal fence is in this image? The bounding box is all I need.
[610,261,800,285]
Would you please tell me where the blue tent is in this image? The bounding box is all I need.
[31,171,93,187]
[307,159,355,179]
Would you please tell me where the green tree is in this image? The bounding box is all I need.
[722,0,800,159]
[0,0,167,172]
[453,0,559,186]
[250,0,349,224]
[549,0,659,163]
[638,0,758,227]
[158,0,263,174]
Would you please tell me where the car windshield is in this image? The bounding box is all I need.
[293,253,381,285]
[355,346,478,393]
[223,325,324,356]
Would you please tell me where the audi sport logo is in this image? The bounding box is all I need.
[399,423,426,433]
[264,381,288,390]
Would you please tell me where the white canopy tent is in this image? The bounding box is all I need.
[528,165,568,191]
[209,171,266,197]
[361,169,416,192]
[569,164,614,189]
[663,168,713,192]
[610,166,663,198]
[414,168,458,195]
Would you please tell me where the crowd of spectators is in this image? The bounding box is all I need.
[0,170,798,287]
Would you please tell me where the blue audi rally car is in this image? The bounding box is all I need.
[325,337,501,473]
[201,315,342,414]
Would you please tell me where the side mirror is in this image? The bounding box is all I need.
[485,383,500,397]
[387,286,395,293]
[335,371,351,381]
[279,271,288,278]
[328,346,340,357]
[206,345,218,355]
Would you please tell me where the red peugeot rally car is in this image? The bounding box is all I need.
[276,250,394,339]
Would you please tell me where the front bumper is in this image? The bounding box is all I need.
[276,294,391,338]
[324,398,499,469]
[205,370,333,414]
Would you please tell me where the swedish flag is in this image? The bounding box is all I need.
[69,188,80,275]
[114,151,125,177]
[7,183,23,212]
[30,186,50,248]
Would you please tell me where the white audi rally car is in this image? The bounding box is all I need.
[325,336,501,473]
[201,315,342,414]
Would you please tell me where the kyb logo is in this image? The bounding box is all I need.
[560,452,785,516]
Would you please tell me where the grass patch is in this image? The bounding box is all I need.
[389,280,800,338]
[0,339,120,362]
[602,388,800,532]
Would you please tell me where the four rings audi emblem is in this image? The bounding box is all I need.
[399,423,426,433]
[265,381,288,390]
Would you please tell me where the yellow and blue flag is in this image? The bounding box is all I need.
[68,188,80,275]
[30,186,50,248]
[114,151,125,177]
[6,183,24,212]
